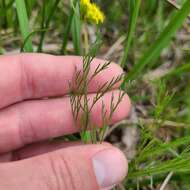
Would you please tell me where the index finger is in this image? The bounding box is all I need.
[0,53,123,109]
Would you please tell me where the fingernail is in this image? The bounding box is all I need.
[92,148,127,189]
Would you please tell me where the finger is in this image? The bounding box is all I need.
[0,53,123,109]
[0,141,111,162]
[0,90,131,153]
[0,153,12,162]
[13,141,111,161]
[0,144,128,190]
[14,141,83,160]
[0,141,82,162]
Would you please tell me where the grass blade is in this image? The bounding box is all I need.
[21,28,50,52]
[167,62,190,77]
[128,156,190,178]
[37,0,60,52]
[120,0,141,68]
[71,0,81,55]
[123,0,190,85]
[15,0,33,52]
[60,0,77,54]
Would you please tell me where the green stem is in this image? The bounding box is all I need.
[120,0,141,68]
[71,0,81,55]
[123,0,190,85]
[15,0,33,52]
[38,0,60,52]
[60,0,77,54]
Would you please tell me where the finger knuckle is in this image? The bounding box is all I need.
[19,59,36,98]
[47,152,80,190]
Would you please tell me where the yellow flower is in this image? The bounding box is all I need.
[80,0,105,24]
[80,0,90,6]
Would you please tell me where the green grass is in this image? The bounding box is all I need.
[37,0,60,52]
[1,0,190,189]
[123,0,190,84]
[15,0,33,52]
[71,0,81,55]
[120,0,141,68]
[61,0,77,54]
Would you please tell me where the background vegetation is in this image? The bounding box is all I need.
[0,0,190,189]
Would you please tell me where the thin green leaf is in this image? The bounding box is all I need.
[71,0,81,55]
[21,28,51,52]
[60,0,77,54]
[38,0,60,52]
[166,62,190,76]
[120,0,141,68]
[123,0,190,85]
[15,0,33,52]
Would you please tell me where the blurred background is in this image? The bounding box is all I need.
[0,0,190,189]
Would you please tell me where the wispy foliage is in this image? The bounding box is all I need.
[69,39,125,143]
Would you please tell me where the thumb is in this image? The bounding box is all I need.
[0,144,128,190]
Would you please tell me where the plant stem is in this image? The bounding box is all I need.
[123,0,190,85]
[120,0,141,68]
[60,0,77,54]
[15,0,33,52]
[38,0,60,52]
[71,0,81,55]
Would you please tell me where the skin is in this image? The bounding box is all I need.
[0,53,131,190]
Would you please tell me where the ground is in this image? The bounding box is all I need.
[0,0,190,189]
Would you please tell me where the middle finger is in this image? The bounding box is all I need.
[0,90,130,154]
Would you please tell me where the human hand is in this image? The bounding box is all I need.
[0,53,131,190]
